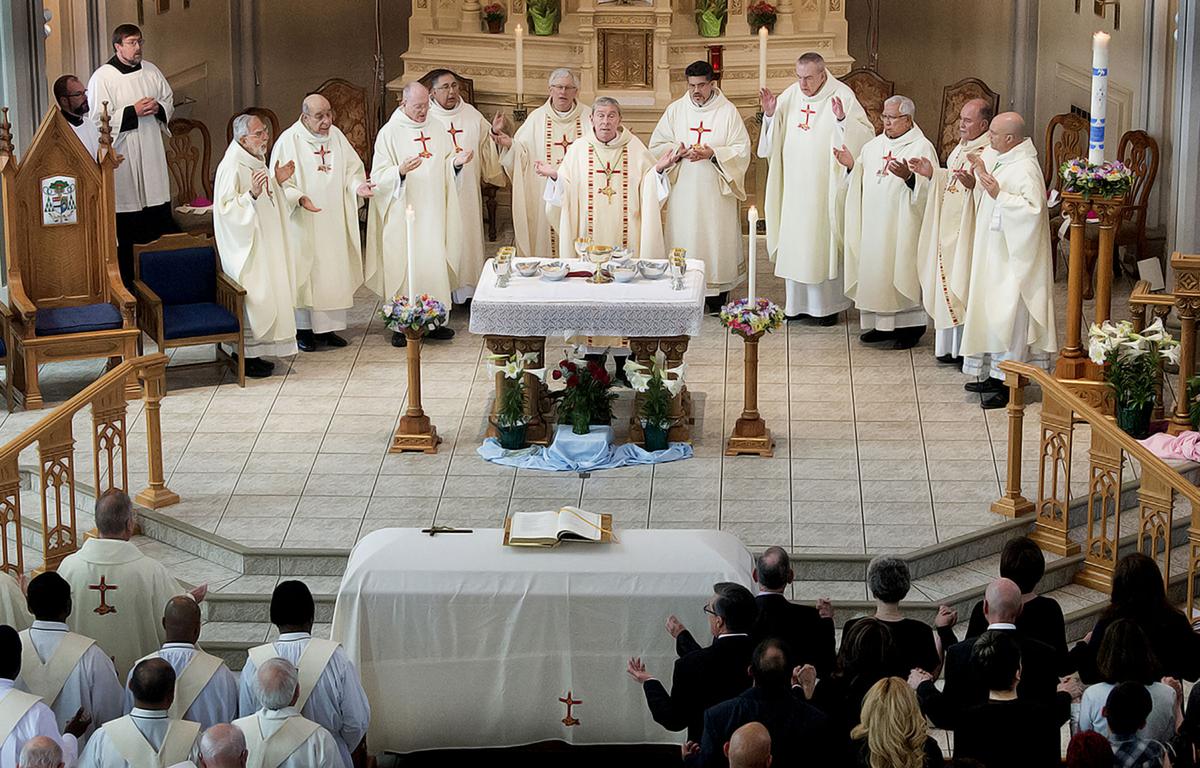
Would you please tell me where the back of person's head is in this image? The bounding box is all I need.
[1095,618,1158,685]
[257,658,300,710]
[867,557,910,604]
[982,577,1023,624]
[750,638,792,692]
[1107,553,1173,620]
[25,572,71,621]
[836,617,898,686]
[970,630,1021,692]
[1104,681,1153,738]
[0,625,20,679]
[1066,730,1115,768]
[756,546,792,591]
[199,723,248,768]
[130,657,176,709]
[850,677,928,768]
[725,721,772,768]
[94,489,134,538]
[712,582,757,634]
[269,580,315,628]
[999,536,1046,594]
[17,736,63,768]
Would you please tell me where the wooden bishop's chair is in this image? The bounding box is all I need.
[841,68,894,136]
[226,107,281,156]
[165,117,214,235]
[936,77,1001,164]
[1044,112,1089,276]
[314,77,376,171]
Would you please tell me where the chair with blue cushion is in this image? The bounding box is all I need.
[133,232,246,388]
[0,304,13,412]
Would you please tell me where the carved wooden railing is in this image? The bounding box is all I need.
[0,354,178,575]
[995,361,1200,612]
[1128,279,1176,421]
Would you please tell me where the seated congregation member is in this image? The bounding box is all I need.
[1073,553,1200,683]
[1078,619,1180,747]
[1106,682,1171,768]
[18,736,65,768]
[725,723,772,768]
[850,677,943,768]
[695,638,832,768]
[1067,731,1117,768]
[0,627,86,767]
[238,581,370,768]
[234,659,340,768]
[751,546,835,677]
[626,583,757,743]
[964,536,1067,669]
[953,631,1072,768]
[801,617,900,739]
[198,724,248,768]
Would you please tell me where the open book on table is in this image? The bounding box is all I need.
[504,507,613,547]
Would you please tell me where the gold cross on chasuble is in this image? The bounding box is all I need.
[447,123,464,152]
[414,132,433,158]
[597,161,622,201]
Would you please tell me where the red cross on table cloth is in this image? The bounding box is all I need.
[878,150,896,176]
[559,691,582,726]
[797,104,816,130]
[90,576,118,615]
[447,123,464,153]
[414,132,433,158]
[689,121,712,146]
[597,161,621,201]
[314,144,331,172]
[553,134,574,154]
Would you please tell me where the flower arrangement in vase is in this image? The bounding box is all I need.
[550,349,618,435]
[747,1,777,32]
[1088,318,1179,438]
[379,293,449,336]
[482,3,506,32]
[719,296,785,338]
[626,350,687,452]
[485,352,545,449]
[1060,158,1134,200]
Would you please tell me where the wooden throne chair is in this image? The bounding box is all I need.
[937,77,1001,164]
[165,117,214,235]
[314,78,376,172]
[841,68,894,136]
[1044,112,1089,276]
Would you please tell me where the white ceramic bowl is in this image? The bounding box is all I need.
[611,265,637,283]
[638,260,669,279]
[540,262,568,281]
[515,261,541,277]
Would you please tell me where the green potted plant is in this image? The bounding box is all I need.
[486,352,545,449]
[747,1,777,33]
[527,0,560,35]
[626,350,686,452]
[482,3,506,33]
[695,0,727,37]
[551,351,618,435]
[1088,318,1179,438]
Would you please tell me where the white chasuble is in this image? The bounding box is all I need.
[650,90,750,294]
[0,571,31,631]
[960,139,1056,367]
[213,142,300,358]
[546,127,667,261]
[86,59,174,213]
[365,109,464,310]
[843,125,939,320]
[270,122,366,318]
[56,539,188,678]
[428,100,506,296]
[502,100,591,257]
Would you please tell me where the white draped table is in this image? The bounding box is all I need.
[330,527,754,752]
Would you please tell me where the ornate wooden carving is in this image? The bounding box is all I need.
[1074,430,1124,591]
[1169,253,1200,435]
[39,420,77,571]
[598,31,654,89]
[1043,112,1088,191]
[315,78,376,171]
[91,385,128,497]
[1030,396,1081,556]
[841,68,893,136]
[165,117,212,206]
[936,77,1000,164]
[1135,472,1174,584]
[0,459,23,576]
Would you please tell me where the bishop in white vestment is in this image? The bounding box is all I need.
[0,628,81,768]
[495,68,591,258]
[840,95,939,348]
[650,61,751,306]
[234,660,340,768]
[759,52,874,324]
[911,98,993,362]
[271,95,372,351]
[960,113,1057,409]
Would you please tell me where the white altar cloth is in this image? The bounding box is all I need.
[467,259,706,338]
[330,527,754,752]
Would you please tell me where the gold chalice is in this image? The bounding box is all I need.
[587,244,614,284]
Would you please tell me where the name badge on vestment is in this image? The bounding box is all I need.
[990,209,1003,232]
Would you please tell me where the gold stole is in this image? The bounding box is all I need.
[19,629,94,706]
[103,716,200,768]
[236,713,321,768]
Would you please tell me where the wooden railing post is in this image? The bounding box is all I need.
[992,370,1034,517]
[1030,394,1081,556]
[133,357,179,509]
[1136,472,1175,584]
[38,421,77,571]
[1075,431,1125,591]
[1170,253,1200,435]
[1056,195,1092,381]
[91,386,129,496]
[0,458,23,576]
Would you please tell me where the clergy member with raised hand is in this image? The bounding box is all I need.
[366,81,471,348]
[214,113,307,378]
[426,69,506,304]
[86,24,177,284]
[0,627,87,767]
[959,112,1057,410]
[238,581,369,768]
[56,490,205,678]
[759,52,874,325]
[234,659,340,768]
[78,658,201,768]
[124,597,237,730]
[650,60,751,311]
[493,68,591,258]
[17,572,123,743]
[271,94,372,353]
[839,95,939,349]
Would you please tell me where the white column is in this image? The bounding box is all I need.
[1169,0,1200,256]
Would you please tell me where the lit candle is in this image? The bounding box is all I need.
[515,24,525,106]
[1088,31,1110,164]
[747,205,758,307]
[758,27,768,92]
[406,204,417,298]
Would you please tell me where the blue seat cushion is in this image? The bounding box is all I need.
[35,303,123,337]
[162,302,239,340]
[0,336,6,357]
[139,247,217,305]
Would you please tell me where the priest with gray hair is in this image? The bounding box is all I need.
[233,659,339,768]
[198,724,246,768]
[18,736,64,768]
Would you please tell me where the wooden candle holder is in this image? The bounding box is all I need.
[391,327,441,453]
[725,331,773,457]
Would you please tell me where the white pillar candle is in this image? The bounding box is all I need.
[758,27,768,92]
[1088,31,1110,164]
[515,24,525,105]
[406,204,418,298]
[747,205,758,306]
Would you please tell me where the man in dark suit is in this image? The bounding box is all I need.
[750,546,836,677]
[694,637,833,768]
[627,582,757,743]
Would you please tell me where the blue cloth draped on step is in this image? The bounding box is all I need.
[478,425,692,471]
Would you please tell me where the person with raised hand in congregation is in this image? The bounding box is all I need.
[234,659,340,768]
[751,546,835,677]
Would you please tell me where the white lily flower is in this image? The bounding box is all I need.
[663,377,685,397]
[1142,317,1166,341]
[1162,344,1181,366]
[1088,338,1111,365]
[628,371,652,392]
[519,351,541,366]
[526,367,548,382]
[652,349,669,373]
[624,359,650,374]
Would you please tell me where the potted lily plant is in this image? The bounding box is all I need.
[695,0,727,38]
[1087,318,1179,438]
[486,352,545,449]
[482,3,506,33]
[551,349,618,435]
[527,0,560,35]
[626,350,686,452]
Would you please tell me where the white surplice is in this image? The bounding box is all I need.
[85,58,173,214]
[234,707,340,768]
[960,139,1057,380]
[237,633,370,768]
[502,99,591,258]
[67,113,101,163]
[0,571,31,631]
[56,539,187,678]
[0,680,78,768]
[843,125,940,331]
[650,89,750,294]
[123,643,238,731]
[270,121,366,336]
[18,621,124,743]
[77,709,200,768]
[213,140,300,358]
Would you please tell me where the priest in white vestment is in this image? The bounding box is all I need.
[759,52,874,325]
[214,113,307,377]
[198,725,247,768]
[56,491,203,678]
[426,69,506,303]
[910,98,993,364]
[85,23,177,284]
[493,68,591,258]
[238,581,369,768]
[271,94,372,352]
[650,61,751,309]
[54,75,101,161]
[365,81,470,348]
[960,112,1057,409]
[123,597,237,730]
[234,660,340,768]
[0,571,31,632]
[18,573,123,744]
[0,628,83,768]
[78,659,201,768]
[839,95,939,349]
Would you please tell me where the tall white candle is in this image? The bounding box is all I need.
[1088,31,1110,164]
[758,27,768,92]
[515,24,525,105]
[406,204,417,298]
[747,205,758,306]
